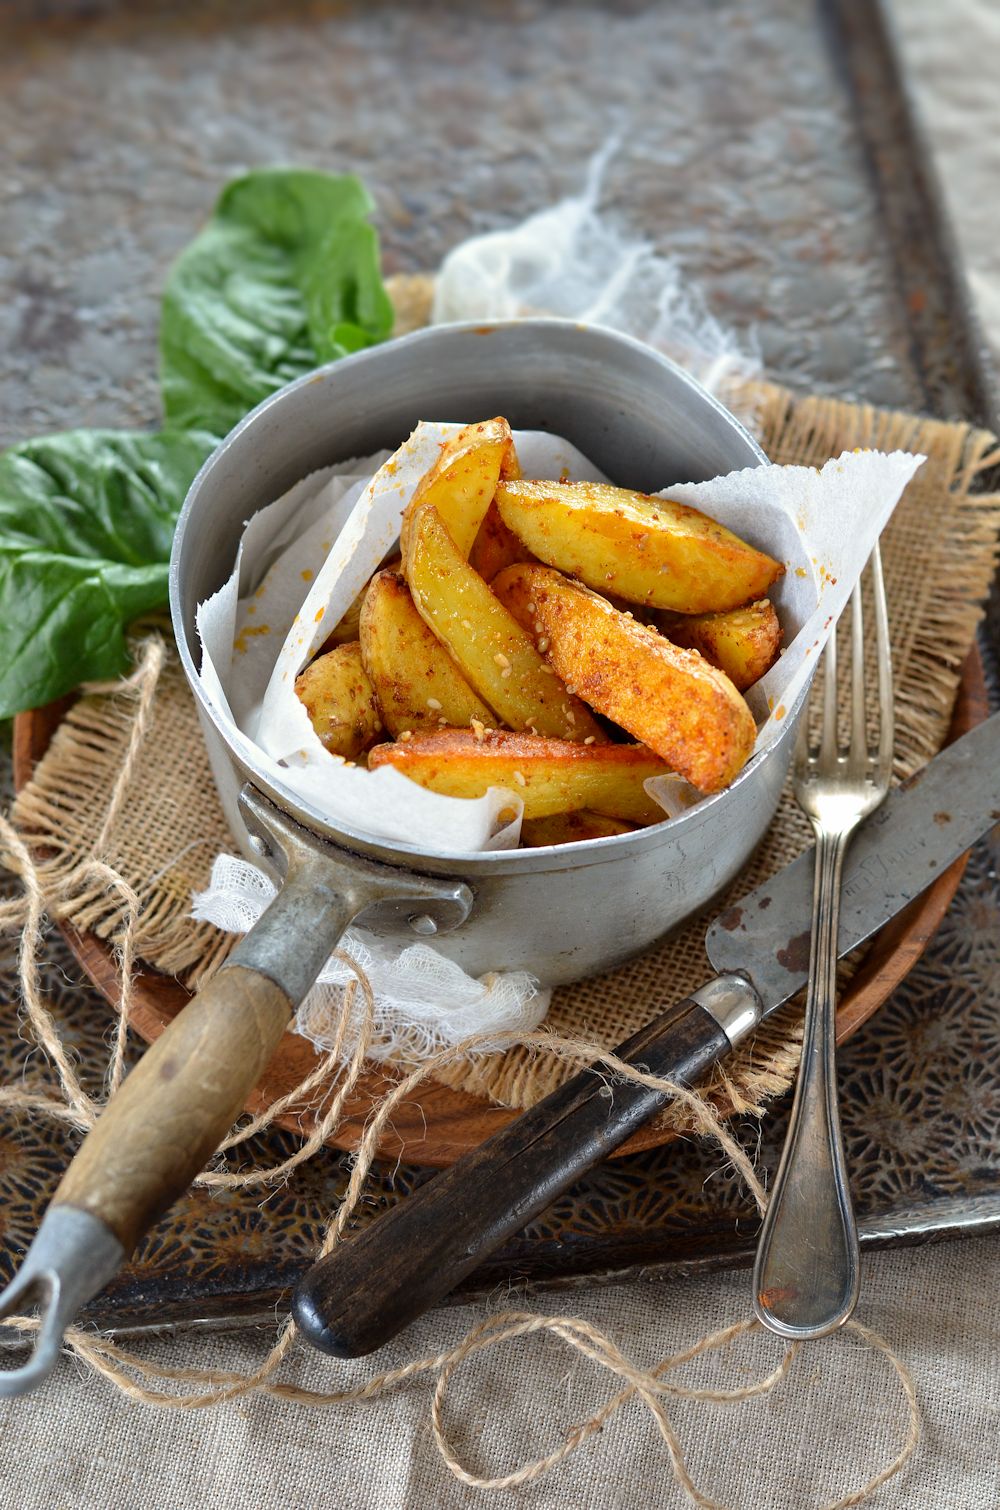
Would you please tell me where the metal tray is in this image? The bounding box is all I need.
[0,0,997,1339]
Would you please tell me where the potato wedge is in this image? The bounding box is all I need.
[359,569,494,736]
[469,499,536,583]
[494,564,756,793]
[320,580,366,648]
[368,730,668,823]
[403,499,605,742]
[402,417,517,560]
[320,555,402,650]
[519,811,637,846]
[295,642,382,759]
[494,479,783,614]
[663,599,782,691]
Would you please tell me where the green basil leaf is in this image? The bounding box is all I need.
[160,168,394,437]
[0,428,215,715]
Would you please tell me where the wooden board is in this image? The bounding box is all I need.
[12,645,987,1168]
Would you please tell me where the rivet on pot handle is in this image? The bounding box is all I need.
[0,786,472,1398]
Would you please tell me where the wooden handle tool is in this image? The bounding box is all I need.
[292,977,760,1358]
[0,786,471,1397]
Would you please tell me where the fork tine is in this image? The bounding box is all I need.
[820,614,838,764]
[848,581,866,774]
[869,542,894,775]
[793,686,812,775]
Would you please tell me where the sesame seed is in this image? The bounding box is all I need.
[566,710,576,724]
[471,718,486,742]
[526,602,536,614]
[494,652,511,669]
[584,735,596,745]
[426,697,442,711]
[537,636,550,653]
[513,770,526,787]
[399,730,413,741]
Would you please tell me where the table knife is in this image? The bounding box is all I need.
[293,711,1000,1358]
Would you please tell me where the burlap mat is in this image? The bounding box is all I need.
[11,380,1000,1122]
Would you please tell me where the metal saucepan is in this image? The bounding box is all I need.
[0,318,799,1394]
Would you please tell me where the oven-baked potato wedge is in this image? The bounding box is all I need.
[403,499,605,742]
[494,563,757,793]
[494,479,783,614]
[519,811,637,846]
[321,555,402,650]
[402,417,517,560]
[359,569,494,735]
[320,581,366,648]
[295,641,382,759]
[469,499,536,583]
[662,599,782,691]
[368,729,668,823]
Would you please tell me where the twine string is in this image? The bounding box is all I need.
[0,642,921,1505]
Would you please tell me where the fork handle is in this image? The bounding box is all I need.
[752,826,860,1339]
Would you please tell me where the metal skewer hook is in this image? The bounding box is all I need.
[0,1207,123,1396]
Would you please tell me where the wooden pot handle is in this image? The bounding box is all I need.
[54,964,292,1251]
[0,785,473,1400]
[47,794,473,1258]
[47,822,371,1254]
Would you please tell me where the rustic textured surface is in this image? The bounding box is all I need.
[0,0,964,455]
[0,0,998,1334]
[0,17,999,1510]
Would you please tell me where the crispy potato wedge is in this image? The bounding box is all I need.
[321,555,402,650]
[663,599,782,691]
[295,641,382,759]
[494,564,757,793]
[469,499,536,583]
[359,569,494,735]
[494,479,783,614]
[368,729,668,823]
[519,811,637,846]
[403,500,605,742]
[402,417,517,560]
[320,581,366,648]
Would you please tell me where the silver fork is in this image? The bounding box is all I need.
[752,544,894,1340]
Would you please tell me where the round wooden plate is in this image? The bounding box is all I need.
[13,648,987,1167]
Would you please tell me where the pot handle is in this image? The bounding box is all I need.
[292,974,762,1359]
[0,786,472,1397]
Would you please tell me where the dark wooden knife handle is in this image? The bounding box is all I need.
[292,995,733,1358]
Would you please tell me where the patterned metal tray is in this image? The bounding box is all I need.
[1,0,998,1337]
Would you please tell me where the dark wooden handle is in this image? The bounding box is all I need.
[293,996,731,1358]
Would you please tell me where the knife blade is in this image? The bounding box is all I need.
[293,712,1000,1359]
[706,709,1000,1010]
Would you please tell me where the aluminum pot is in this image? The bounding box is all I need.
[170,318,798,986]
[0,319,807,1396]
